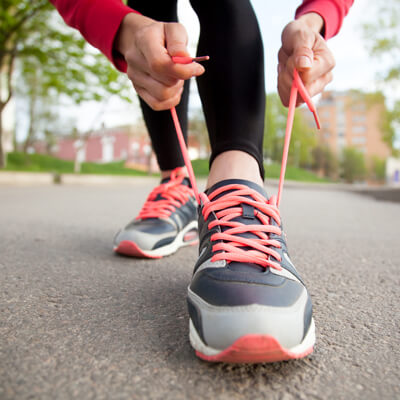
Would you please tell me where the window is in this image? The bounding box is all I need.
[352,125,366,134]
[352,115,366,123]
[352,136,366,144]
[352,103,366,112]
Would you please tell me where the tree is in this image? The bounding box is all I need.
[188,109,210,159]
[312,145,339,179]
[363,0,400,154]
[369,156,386,182]
[264,93,317,167]
[363,1,400,85]
[341,147,367,183]
[0,1,132,168]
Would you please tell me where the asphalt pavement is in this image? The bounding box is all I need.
[0,180,399,400]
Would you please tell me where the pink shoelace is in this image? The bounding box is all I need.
[136,167,194,220]
[171,58,320,268]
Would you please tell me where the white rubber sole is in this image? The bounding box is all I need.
[189,317,316,362]
[114,220,198,258]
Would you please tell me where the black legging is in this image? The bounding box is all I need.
[127,0,266,179]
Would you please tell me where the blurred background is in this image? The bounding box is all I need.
[1,0,399,185]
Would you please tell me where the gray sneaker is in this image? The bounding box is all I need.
[187,179,315,363]
[114,168,198,258]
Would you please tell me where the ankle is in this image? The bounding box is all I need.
[206,151,263,189]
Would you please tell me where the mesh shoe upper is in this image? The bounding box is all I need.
[188,179,313,350]
[114,168,197,253]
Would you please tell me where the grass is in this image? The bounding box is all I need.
[3,152,329,183]
[264,162,329,183]
[191,158,329,183]
[4,152,149,176]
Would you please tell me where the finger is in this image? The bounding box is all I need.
[132,70,184,102]
[301,49,335,83]
[304,71,333,98]
[291,31,315,71]
[164,22,189,57]
[278,47,289,64]
[135,84,184,111]
[141,41,204,84]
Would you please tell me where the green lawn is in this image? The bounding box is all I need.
[191,158,329,183]
[4,152,149,176]
[3,152,329,183]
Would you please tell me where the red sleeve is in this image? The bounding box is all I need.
[50,0,139,71]
[295,0,354,39]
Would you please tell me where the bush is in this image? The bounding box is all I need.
[369,156,386,182]
[312,146,339,179]
[341,147,367,183]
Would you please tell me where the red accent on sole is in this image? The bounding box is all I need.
[114,240,162,259]
[196,334,314,364]
[183,230,198,243]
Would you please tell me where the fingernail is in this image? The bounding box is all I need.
[297,56,312,69]
[195,65,205,75]
[278,64,283,74]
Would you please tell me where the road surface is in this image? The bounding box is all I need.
[0,181,399,399]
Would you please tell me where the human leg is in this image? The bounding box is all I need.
[127,0,190,176]
[114,1,197,258]
[185,0,314,362]
[190,0,266,187]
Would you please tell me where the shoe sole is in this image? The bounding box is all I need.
[114,220,198,259]
[189,318,315,363]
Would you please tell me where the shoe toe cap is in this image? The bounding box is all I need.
[188,267,312,350]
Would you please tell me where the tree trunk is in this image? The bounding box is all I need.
[0,109,5,168]
[23,73,38,153]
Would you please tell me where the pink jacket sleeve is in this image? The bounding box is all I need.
[295,0,354,39]
[50,0,138,71]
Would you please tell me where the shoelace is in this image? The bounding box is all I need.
[171,60,320,268]
[136,167,194,220]
[202,185,283,270]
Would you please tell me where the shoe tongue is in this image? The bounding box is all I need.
[160,176,191,187]
[155,176,191,201]
[206,179,270,273]
[206,179,267,199]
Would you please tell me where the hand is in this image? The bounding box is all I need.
[278,13,335,107]
[115,13,205,110]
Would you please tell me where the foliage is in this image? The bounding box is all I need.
[188,109,210,156]
[191,158,329,182]
[363,0,400,85]
[4,152,149,176]
[0,1,132,167]
[312,145,339,179]
[369,156,386,182]
[264,93,317,167]
[341,147,367,183]
[363,0,400,153]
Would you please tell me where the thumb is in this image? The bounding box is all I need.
[164,22,190,57]
[293,34,314,71]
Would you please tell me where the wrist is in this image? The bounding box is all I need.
[115,12,154,56]
[297,12,325,35]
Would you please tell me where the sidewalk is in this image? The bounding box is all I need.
[1,170,399,201]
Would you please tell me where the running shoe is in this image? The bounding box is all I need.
[187,179,315,363]
[114,168,198,258]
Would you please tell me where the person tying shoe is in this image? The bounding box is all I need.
[51,0,353,363]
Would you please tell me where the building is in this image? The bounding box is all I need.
[302,91,392,160]
[33,124,204,172]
